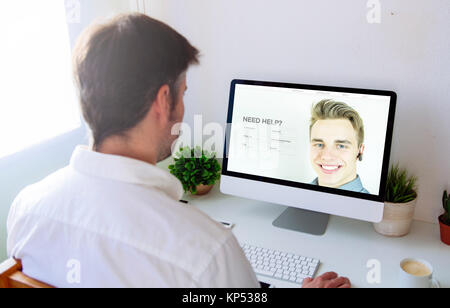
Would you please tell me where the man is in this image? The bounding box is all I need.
[7,13,350,288]
[310,99,369,194]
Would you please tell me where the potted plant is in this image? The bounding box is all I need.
[373,164,418,237]
[439,190,450,245]
[169,146,221,196]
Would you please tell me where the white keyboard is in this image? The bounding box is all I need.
[241,243,320,286]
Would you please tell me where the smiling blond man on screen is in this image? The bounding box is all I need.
[310,99,369,194]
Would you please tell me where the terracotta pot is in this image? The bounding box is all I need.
[194,184,214,196]
[439,215,450,246]
[373,199,417,237]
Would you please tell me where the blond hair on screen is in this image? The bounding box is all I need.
[310,99,365,148]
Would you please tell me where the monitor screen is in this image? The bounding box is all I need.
[224,80,396,201]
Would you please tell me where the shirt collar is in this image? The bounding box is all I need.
[312,175,366,193]
[70,146,184,201]
[339,175,365,192]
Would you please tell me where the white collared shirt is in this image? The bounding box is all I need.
[7,146,259,288]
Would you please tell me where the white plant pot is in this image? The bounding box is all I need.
[373,199,417,237]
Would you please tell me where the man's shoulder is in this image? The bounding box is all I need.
[10,167,71,213]
[360,187,370,194]
[7,166,74,246]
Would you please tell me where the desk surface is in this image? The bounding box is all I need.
[182,184,449,288]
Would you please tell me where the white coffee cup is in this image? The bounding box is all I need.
[398,258,439,288]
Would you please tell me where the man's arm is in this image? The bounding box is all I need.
[196,234,260,288]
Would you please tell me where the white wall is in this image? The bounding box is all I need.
[146,0,450,224]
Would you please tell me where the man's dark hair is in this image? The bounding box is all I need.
[73,13,199,149]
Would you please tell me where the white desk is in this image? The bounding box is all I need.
[181,184,449,288]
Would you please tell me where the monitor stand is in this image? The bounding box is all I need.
[272,207,330,236]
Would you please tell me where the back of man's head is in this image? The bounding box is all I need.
[73,13,199,149]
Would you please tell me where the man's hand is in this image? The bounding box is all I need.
[302,272,351,288]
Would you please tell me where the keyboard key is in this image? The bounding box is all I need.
[254,268,276,277]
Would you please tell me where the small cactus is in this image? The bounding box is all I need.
[443,191,450,225]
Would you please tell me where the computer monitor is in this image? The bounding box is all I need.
[221,79,397,235]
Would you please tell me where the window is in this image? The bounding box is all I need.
[0,1,81,159]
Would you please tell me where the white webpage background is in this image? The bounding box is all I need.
[227,84,391,195]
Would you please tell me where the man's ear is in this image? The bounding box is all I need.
[151,84,171,124]
[358,144,366,161]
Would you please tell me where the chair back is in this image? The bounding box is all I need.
[0,259,54,288]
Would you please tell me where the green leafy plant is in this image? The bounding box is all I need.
[442,190,450,226]
[169,146,221,195]
[385,164,418,204]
